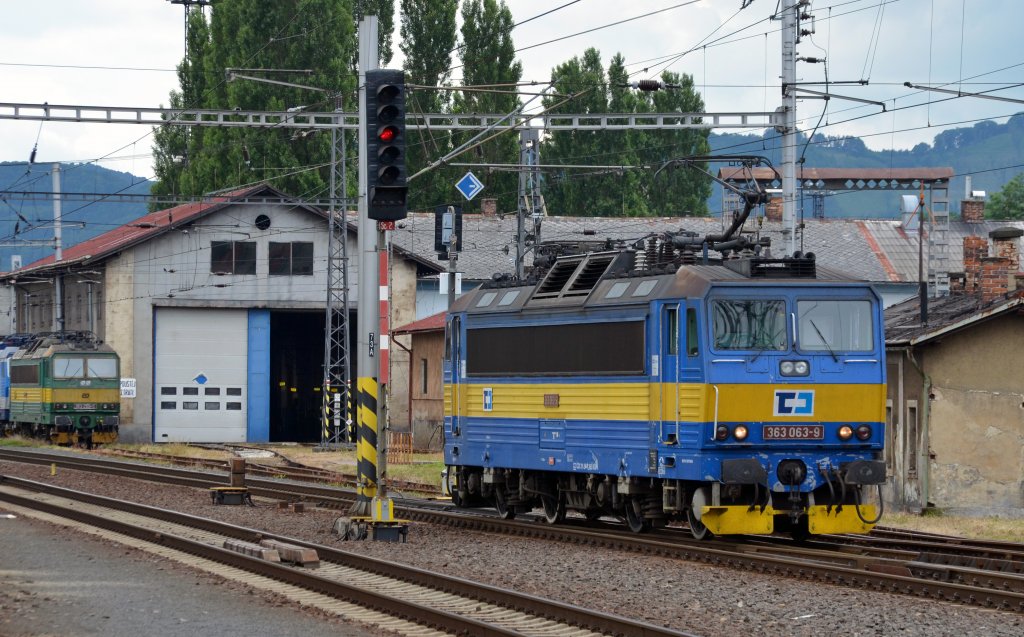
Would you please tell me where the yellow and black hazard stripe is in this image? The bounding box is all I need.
[355,377,379,506]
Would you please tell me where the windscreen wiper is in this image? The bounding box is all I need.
[809,319,838,362]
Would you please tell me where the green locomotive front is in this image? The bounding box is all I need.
[7,333,121,447]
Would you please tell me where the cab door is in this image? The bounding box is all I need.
[444,316,462,440]
[677,303,705,447]
[659,304,680,445]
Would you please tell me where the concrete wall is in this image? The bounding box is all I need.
[920,314,1024,515]
[387,256,418,430]
[0,285,14,334]
[884,350,926,512]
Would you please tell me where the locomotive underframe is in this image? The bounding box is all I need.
[448,462,882,539]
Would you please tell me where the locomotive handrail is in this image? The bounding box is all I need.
[844,359,879,363]
[711,385,720,442]
[790,312,798,345]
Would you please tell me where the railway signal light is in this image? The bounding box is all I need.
[366,69,407,221]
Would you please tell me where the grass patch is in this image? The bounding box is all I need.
[884,512,1024,543]
[0,436,37,448]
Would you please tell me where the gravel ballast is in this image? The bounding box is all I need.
[1,458,1020,637]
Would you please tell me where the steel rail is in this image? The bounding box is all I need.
[3,448,1023,613]
[0,475,694,637]
[0,484,521,637]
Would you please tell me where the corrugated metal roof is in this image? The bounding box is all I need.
[393,310,445,334]
[884,292,1024,345]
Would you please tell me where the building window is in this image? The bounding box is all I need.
[420,358,428,395]
[160,401,176,410]
[226,402,242,410]
[269,242,314,276]
[183,387,199,396]
[211,240,256,275]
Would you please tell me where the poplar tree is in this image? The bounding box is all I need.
[541,50,710,217]
[399,0,458,211]
[452,0,522,214]
[150,0,357,207]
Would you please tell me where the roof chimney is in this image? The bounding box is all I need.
[764,195,783,222]
[962,235,987,294]
[961,188,986,222]
[480,198,498,218]
[990,226,1023,275]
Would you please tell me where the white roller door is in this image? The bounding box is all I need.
[154,308,248,442]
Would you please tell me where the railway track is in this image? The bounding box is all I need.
[0,474,691,637]
[98,446,440,494]
[3,447,1023,614]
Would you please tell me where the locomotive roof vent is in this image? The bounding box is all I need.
[724,253,817,278]
[532,251,624,299]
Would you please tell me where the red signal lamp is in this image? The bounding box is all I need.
[379,126,398,143]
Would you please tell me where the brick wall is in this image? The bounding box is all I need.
[962,235,987,294]
[962,199,985,222]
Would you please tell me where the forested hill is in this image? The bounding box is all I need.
[706,113,1024,217]
[0,162,151,272]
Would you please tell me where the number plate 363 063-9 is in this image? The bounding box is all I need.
[763,425,823,440]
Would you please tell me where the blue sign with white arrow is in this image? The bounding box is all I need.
[455,171,485,201]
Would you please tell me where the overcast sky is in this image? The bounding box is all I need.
[2,0,1021,181]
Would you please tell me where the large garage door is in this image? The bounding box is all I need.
[154,308,248,442]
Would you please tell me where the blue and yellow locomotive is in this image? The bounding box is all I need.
[443,230,886,539]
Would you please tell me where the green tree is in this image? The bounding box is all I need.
[355,0,395,66]
[151,10,211,204]
[150,0,357,206]
[986,173,1024,220]
[452,0,522,214]
[540,49,710,217]
[400,0,458,211]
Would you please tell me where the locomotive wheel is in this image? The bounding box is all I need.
[540,493,565,524]
[686,507,713,541]
[624,498,651,533]
[494,487,515,520]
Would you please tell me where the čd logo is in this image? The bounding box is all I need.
[773,390,814,416]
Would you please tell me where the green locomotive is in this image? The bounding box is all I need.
[1,332,121,447]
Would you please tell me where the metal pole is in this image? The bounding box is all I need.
[353,15,380,517]
[780,0,798,257]
[447,206,459,309]
[51,163,64,333]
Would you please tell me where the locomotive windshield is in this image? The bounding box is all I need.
[711,300,787,350]
[53,356,119,379]
[797,300,874,352]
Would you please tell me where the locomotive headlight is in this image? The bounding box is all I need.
[779,360,810,376]
[855,424,873,441]
[715,425,730,441]
[733,424,749,441]
[838,425,854,441]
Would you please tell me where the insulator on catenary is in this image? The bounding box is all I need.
[633,79,661,91]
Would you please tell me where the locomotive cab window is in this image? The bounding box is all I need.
[797,300,873,352]
[53,356,118,379]
[86,357,118,379]
[53,357,86,378]
[711,299,787,351]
